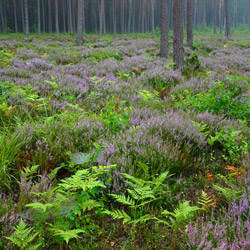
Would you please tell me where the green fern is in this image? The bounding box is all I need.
[156,201,199,249]
[198,191,215,211]
[104,172,170,250]
[51,228,85,244]
[213,184,242,203]
[5,219,41,250]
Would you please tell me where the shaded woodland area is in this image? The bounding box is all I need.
[1,0,250,34]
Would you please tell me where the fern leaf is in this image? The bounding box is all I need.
[104,210,131,224]
[25,202,53,212]
[52,229,85,244]
[133,214,157,225]
[110,194,135,207]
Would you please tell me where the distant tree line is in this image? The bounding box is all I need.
[0,0,250,34]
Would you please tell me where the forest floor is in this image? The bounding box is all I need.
[0,31,250,249]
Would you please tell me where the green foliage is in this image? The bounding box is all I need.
[88,49,123,62]
[50,228,84,245]
[25,165,115,245]
[0,130,26,190]
[198,191,215,212]
[5,219,41,250]
[208,125,249,164]
[0,49,15,68]
[104,172,171,249]
[213,184,242,204]
[138,90,160,104]
[100,97,131,134]
[185,53,201,69]
[176,75,250,121]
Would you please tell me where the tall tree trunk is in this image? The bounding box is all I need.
[21,0,25,32]
[42,0,45,32]
[62,0,66,33]
[202,0,206,31]
[77,0,83,45]
[37,0,41,34]
[24,0,29,35]
[0,1,5,33]
[249,0,250,31]
[55,0,59,34]
[48,0,52,32]
[99,0,104,38]
[225,0,231,39]
[151,0,155,36]
[13,0,18,33]
[112,0,116,33]
[187,0,193,46]
[128,0,132,33]
[160,0,169,58]
[234,0,237,28]
[214,0,217,33]
[68,0,73,34]
[173,0,184,68]
[219,0,224,34]
[83,0,85,33]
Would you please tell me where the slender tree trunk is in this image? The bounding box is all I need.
[151,0,155,36]
[0,1,5,33]
[13,0,18,33]
[62,0,66,33]
[214,0,217,33]
[234,0,237,28]
[42,0,45,32]
[187,0,193,46]
[77,0,83,45]
[68,0,73,34]
[219,0,224,34]
[202,0,206,31]
[225,0,231,39]
[249,0,250,31]
[160,0,169,58]
[99,0,104,38]
[173,0,184,68]
[128,0,132,33]
[112,0,116,33]
[83,0,85,33]
[48,0,52,32]
[24,0,29,35]
[55,0,59,34]
[37,0,41,34]
[21,0,25,32]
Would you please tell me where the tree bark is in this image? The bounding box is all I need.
[13,0,18,33]
[249,0,250,31]
[151,0,155,36]
[225,0,231,39]
[187,0,193,46]
[173,0,184,68]
[219,0,224,34]
[160,0,169,58]
[24,0,29,35]
[77,0,83,45]
[99,0,104,38]
[214,0,217,33]
[55,0,59,34]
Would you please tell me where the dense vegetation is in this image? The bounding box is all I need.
[0,29,250,249]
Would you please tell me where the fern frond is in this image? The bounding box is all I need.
[80,199,102,212]
[52,229,85,244]
[25,202,53,212]
[213,184,242,203]
[5,219,40,250]
[110,194,136,207]
[134,214,157,225]
[104,210,131,224]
